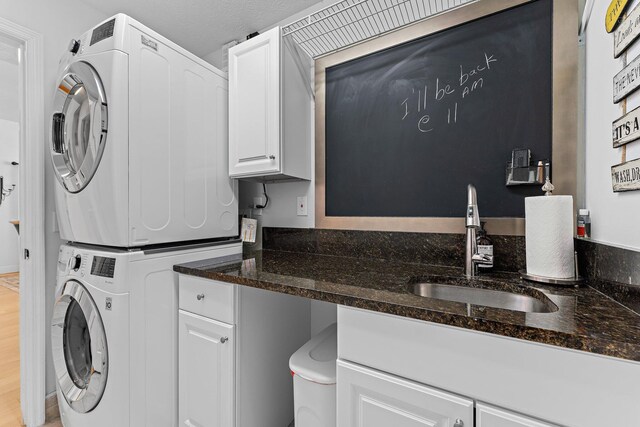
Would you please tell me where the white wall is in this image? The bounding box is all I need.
[0,118,19,274]
[0,50,19,273]
[585,0,640,250]
[0,0,108,394]
[0,56,19,122]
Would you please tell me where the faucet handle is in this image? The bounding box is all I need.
[466,205,480,228]
[472,253,493,264]
[466,185,480,227]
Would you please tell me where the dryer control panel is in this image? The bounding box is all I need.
[91,256,116,278]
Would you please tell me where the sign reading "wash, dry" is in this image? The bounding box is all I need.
[611,157,640,192]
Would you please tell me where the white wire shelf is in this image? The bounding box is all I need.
[282,0,476,59]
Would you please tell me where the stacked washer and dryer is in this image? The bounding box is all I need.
[49,14,241,427]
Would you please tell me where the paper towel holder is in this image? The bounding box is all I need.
[519,252,584,287]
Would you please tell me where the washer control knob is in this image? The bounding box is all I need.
[68,39,80,54]
[72,255,82,271]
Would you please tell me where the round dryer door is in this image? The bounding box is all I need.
[51,61,108,193]
[51,280,108,413]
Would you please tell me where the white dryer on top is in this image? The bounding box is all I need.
[51,14,237,247]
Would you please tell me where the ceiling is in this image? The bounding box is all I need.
[76,0,321,57]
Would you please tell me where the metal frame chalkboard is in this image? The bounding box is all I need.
[315,0,578,236]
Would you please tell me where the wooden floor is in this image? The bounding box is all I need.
[0,273,19,294]
[0,273,61,427]
[0,273,22,427]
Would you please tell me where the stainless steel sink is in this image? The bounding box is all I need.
[411,282,557,313]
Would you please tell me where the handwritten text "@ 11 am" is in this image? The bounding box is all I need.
[400,52,497,135]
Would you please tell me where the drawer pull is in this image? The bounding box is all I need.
[220,336,228,344]
[453,419,464,427]
[196,293,205,301]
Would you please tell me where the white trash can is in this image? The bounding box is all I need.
[289,323,337,427]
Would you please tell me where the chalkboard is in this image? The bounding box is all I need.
[325,0,552,218]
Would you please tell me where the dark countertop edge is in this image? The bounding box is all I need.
[173,264,640,362]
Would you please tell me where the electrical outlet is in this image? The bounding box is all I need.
[253,196,264,216]
[297,196,308,216]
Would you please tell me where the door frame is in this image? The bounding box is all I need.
[0,17,46,427]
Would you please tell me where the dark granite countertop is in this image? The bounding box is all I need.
[174,249,640,362]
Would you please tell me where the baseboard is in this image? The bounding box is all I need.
[0,265,18,275]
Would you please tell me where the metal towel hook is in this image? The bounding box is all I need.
[0,176,16,207]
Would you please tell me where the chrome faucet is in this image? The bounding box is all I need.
[465,184,493,278]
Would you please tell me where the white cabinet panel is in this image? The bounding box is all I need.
[179,310,234,427]
[476,403,559,427]
[337,360,473,427]
[229,27,281,177]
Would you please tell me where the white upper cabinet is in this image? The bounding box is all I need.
[228,26,312,180]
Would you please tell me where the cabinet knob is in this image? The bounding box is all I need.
[220,336,228,344]
[268,155,276,160]
[196,293,205,301]
[453,419,464,427]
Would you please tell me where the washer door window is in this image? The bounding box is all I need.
[51,61,108,193]
[51,280,108,413]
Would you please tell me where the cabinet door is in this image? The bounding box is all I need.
[337,360,473,427]
[476,403,559,427]
[228,27,281,177]
[179,310,234,427]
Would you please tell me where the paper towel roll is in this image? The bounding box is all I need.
[525,195,574,279]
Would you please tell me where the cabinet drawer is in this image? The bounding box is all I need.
[179,275,235,323]
[476,403,559,427]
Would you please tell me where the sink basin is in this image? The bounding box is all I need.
[411,282,557,313]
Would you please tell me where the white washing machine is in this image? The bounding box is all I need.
[50,14,237,247]
[52,240,242,426]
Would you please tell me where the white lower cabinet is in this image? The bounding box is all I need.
[179,310,234,427]
[178,275,311,427]
[337,306,640,427]
[337,360,473,427]
[476,403,557,427]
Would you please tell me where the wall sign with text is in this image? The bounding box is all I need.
[613,54,640,102]
[612,106,640,147]
[607,0,631,33]
[611,157,640,192]
[614,4,640,57]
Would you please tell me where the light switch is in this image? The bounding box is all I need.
[297,196,308,216]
